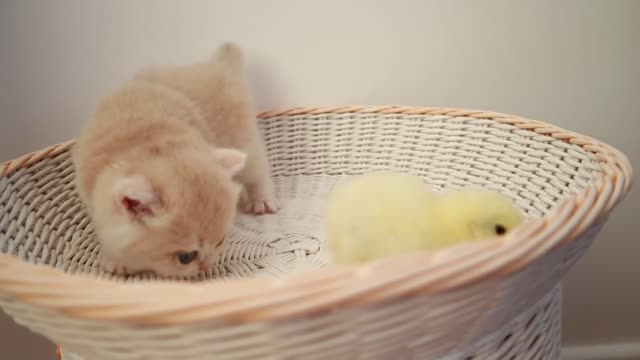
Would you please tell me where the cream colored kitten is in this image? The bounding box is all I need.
[72,43,278,277]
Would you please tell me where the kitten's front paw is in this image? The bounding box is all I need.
[100,257,130,276]
[243,198,280,215]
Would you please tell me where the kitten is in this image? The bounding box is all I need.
[72,43,278,277]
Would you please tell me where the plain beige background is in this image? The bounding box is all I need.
[1,0,638,358]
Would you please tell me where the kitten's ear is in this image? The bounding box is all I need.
[112,176,159,219]
[211,148,247,176]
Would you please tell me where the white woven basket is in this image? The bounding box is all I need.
[0,106,632,360]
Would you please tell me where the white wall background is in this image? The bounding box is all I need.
[0,0,638,358]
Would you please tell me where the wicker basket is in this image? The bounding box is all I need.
[0,106,632,360]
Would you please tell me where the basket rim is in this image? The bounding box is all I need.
[0,105,633,326]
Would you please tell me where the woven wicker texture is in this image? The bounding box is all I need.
[0,106,632,360]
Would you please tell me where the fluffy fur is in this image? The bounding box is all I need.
[326,173,524,264]
[72,43,278,277]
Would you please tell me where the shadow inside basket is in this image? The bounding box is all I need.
[0,113,603,283]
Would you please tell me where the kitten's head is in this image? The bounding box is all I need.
[94,147,246,278]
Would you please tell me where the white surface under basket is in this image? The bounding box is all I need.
[0,106,632,360]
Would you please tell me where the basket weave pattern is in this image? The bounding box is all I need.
[0,106,632,359]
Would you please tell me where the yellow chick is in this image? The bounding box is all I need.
[326,172,524,264]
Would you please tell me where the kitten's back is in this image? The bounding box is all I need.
[134,43,255,148]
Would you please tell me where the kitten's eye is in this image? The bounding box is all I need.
[494,224,507,235]
[177,250,198,265]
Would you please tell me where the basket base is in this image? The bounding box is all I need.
[452,283,562,359]
[56,283,562,360]
[57,345,82,360]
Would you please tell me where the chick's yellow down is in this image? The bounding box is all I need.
[326,173,524,264]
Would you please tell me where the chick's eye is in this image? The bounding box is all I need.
[177,250,198,265]
[494,224,507,235]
